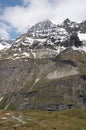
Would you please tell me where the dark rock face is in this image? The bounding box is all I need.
[69,33,82,47]
[60,33,82,47]
[0,59,37,93]
[5,74,86,111]
[80,20,86,33]
[62,18,80,34]
[81,75,86,80]
[0,52,86,111]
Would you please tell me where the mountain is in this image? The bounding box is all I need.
[3,19,85,60]
[28,19,56,33]
[61,18,80,33]
[80,20,86,33]
[0,39,12,50]
[0,19,86,111]
[4,20,68,59]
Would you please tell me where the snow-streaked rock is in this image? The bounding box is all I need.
[0,40,11,50]
[72,45,86,52]
[78,32,86,41]
[1,19,86,60]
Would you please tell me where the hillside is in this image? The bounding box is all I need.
[0,19,86,111]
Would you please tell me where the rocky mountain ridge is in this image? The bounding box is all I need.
[2,19,85,60]
[0,19,86,111]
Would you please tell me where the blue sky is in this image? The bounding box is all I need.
[0,0,23,39]
[0,0,22,7]
[0,0,86,40]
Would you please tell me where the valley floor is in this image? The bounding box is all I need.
[0,109,86,130]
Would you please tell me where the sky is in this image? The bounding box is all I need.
[0,0,86,40]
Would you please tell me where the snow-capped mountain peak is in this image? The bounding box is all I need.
[0,18,86,60]
[10,19,86,58]
[62,18,71,25]
[28,19,56,33]
[62,19,79,34]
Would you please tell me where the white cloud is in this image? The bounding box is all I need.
[0,0,86,39]
[51,0,86,23]
[0,22,10,39]
[0,0,52,33]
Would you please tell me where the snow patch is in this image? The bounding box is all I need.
[13,57,20,60]
[72,46,86,52]
[0,96,4,102]
[26,37,33,44]
[47,68,78,80]
[78,33,86,41]
[19,48,21,52]
[6,113,10,116]
[1,117,8,120]
[35,38,46,42]
[47,40,54,45]
[35,78,39,83]
[32,52,36,58]
[15,38,21,43]
[56,46,66,55]
[13,54,18,56]
[22,52,30,57]
[25,59,28,61]
[30,50,36,58]
[0,42,11,50]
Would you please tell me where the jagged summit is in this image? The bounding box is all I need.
[80,20,86,33]
[4,18,84,60]
[62,18,71,25]
[61,18,79,34]
[0,18,86,60]
[28,19,56,33]
[39,19,53,24]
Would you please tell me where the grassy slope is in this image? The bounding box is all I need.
[0,50,86,110]
[18,50,86,110]
[58,50,86,74]
[0,109,86,130]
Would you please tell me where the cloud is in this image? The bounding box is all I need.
[0,22,10,39]
[52,0,86,23]
[0,0,52,33]
[0,0,86,39]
